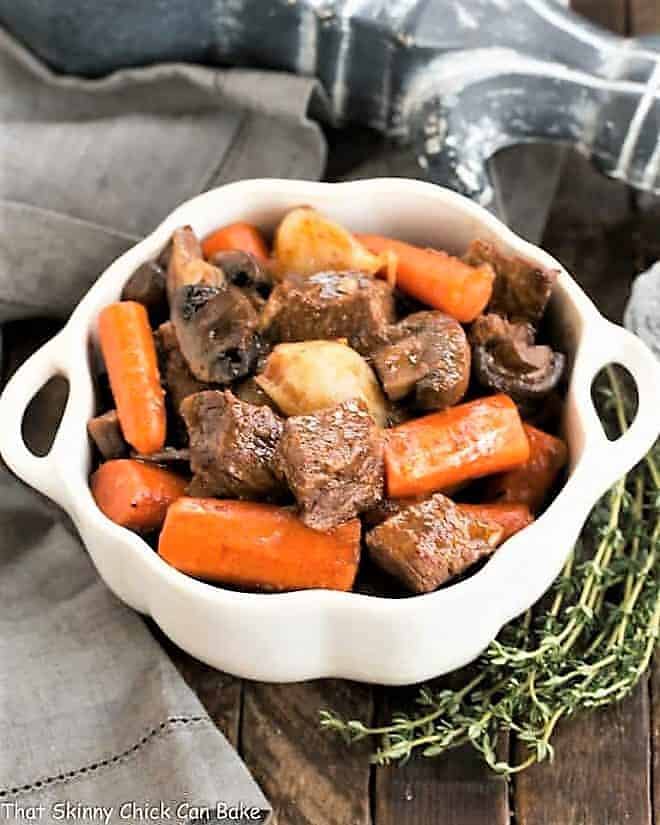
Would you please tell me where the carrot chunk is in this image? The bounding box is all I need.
[98,301,166,454]
[356,234,494,323]
[158,498,361,592]
[384,394,530,499]
[485,424,568,512]
[91,459,187,532]
[458,503,534,544]
[201,222,269,261]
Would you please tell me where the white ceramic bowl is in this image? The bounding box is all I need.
[2,179,659,685]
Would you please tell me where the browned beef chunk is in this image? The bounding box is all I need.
[372,311,471,411]
[155,322,209,413]
[464,239,557,324]
[121,260,167,321]
[166,226,225,301]
[87,409,127,459]
[366,493,502,593]
[171,283,263,384]
[181,390,284,500]
[260,271,395,355]
[470,314,564,405]
[361,495,436,529]
[276,399,384,530]
[209,250,273,311]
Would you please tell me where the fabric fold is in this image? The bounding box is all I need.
[0,24,326,820]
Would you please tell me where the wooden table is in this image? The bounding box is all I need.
[4,1,659,823]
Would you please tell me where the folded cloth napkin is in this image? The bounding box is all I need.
[0,27,325,822]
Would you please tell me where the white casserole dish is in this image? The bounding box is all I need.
[1,178,659,686]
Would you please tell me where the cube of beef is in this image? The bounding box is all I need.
[260,271,395,355]
[155,321,209,414]
[87,409,127,459]
[276,399,384,530]
[181,390,284,500]
[464,240,557,325]
[366,494,502,593]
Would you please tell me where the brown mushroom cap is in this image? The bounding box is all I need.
[470,314,565,404]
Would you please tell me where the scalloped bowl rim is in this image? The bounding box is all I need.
[2,178,659,684]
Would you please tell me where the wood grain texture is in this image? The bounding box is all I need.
[535,150,634,323]
[630,0,660,34]
[515,680,652,825]
[653,658,659,823]
[571,0,627,31]
[372,678,510,825]
[240,680,373,825]
[374,740,509,825]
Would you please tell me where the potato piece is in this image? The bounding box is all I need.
[274,207,395,280]
[256,340,387,426]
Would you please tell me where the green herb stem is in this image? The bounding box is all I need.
[321,370,660,773]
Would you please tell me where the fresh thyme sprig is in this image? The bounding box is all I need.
[321,368,660,774]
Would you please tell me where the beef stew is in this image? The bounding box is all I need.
[89,209,568,595]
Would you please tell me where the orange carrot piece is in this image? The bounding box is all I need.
[384,394,530,499]
[356,234,495,323]
[158,498,361,592]
[485,424,568,512]
[201,221,269,262]
[459,503,534,544]
[98,301,166,454]
[91,459,187,532]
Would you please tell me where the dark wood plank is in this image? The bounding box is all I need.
[534,150,635,323]
[629,0,660,34]
[572,0,627,30]
[375,747,508,825]
[373,670,510,825]
[240,680,373,825]
[627,189,660,825]
[374,685,509,825]
[516,680,652,825]
[653,658,659,823]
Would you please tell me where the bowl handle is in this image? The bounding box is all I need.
[0,333,73,509]
[575,320,660,488]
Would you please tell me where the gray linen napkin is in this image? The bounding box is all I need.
[0,27,325,822]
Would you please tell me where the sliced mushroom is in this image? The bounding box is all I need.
[154,321,210,415]
[372,311,471,411]
[470,314,565,404]
[171,283,263,384]
[209,249,273,310]
[167,226,225,301]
